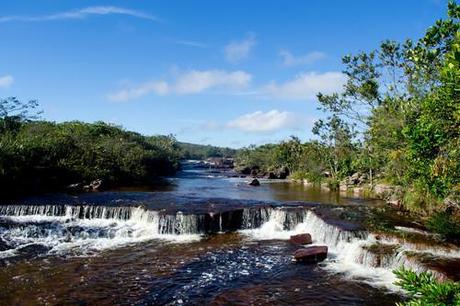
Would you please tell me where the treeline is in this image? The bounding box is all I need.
[0,104,181,197]
[236,2,460,218]
[178,142,237,160]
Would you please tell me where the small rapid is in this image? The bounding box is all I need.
[240,208,460,288]
[1,203,459,290]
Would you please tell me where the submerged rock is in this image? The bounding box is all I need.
[294,246,328,263]
[248,179,260,186]
[290,233,312,245]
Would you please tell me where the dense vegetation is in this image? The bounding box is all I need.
[236,2,460,221]
[0,97,181,197]
[178,142,237,160]
[394,267,460,305]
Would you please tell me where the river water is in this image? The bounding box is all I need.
[0,164,458,305]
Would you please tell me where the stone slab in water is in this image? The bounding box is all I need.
[290,233,312,245]
[294,246,328,263]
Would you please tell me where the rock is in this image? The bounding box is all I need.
[290,233,312,245]
[444,194,460,213]
[373,183,394,196]
[250,169,259,177]
[248,179,260,186]
[276,166,290,179]
[89,179,103,191]
[294,246,328,263]
[339,181,348,191]
[239,167,251,175]
[82,179,104,192]
[266,172,277,179]
[349,172,360,185]
[66,183,83,192]
[0,237,9,251]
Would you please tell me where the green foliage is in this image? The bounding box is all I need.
[426,211,460,240]
[235,135,339,183]
[394,267,460,306]
[235,143,279,171]
[312,115,356,180]
[0,120,180,196]
[403,32,460,199]
[178,142,236,160]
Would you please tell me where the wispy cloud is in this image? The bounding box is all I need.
[107,81,169,102]
[262,71,346,100]
[280,50,327,67]
[227,110,307,133]
[224,33,256,63]
[173,40,207,48]
[0,6,159,23]
[0,75,14,88]
[108,69,252,102]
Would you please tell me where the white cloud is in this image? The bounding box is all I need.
[174,70,251,94]
[108,70,252,101]
[227,110,304,133]
[0,6,159,23]
[0,75,14,88]
[263,71,346,100]
[280,50,327,67]
[107,81,169,102]
[225,33,256,62]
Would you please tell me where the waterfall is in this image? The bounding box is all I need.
[240,208,460,287]
[1,203,459,287]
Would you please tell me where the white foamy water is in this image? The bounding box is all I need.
[0,205,202,258]
[240,208,460,290]
[1,204,459,290]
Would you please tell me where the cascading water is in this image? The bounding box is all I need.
[0,205,206,259]
[1,203,459,289]
[240,208,460,288]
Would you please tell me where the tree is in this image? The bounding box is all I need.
[0,97,42,132]
[312,115,355,184]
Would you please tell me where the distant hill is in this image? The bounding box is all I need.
[178,142,237,160]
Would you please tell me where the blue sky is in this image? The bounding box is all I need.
[0,0,449,148]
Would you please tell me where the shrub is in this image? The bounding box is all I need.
[426,212,460,240]
[394,267,460,306]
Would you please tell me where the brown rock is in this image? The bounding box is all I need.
[294,246,328,263]
[290,233,312,245]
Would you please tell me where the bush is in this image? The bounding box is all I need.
[394,267,460,306]
[0,120,181,196]
[426,212,460,240]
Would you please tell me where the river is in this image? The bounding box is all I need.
[0,162,458,305]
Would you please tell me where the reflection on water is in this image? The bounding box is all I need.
[168,168,383,205]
